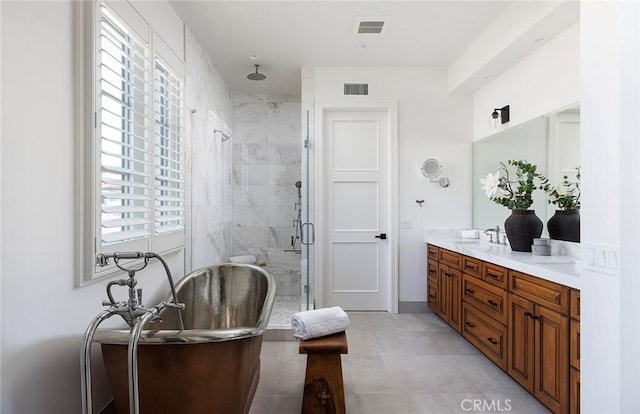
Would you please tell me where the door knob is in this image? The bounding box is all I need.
[374,233,387,240]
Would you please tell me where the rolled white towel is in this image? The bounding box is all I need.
[460,229,479,239]
[291,306,350,340]
[228,255,257,264]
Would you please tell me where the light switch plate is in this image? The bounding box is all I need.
[401,219,412,229]
[583,243,619,276]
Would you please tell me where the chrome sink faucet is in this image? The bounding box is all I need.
[484,226,501,244]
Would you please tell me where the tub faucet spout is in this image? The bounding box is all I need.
[96,252,185,331]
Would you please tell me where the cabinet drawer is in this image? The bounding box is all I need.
[427,259,438,282]
[462,256,481,278]
[482,262,508,289]
[570,319,580,369]
[427,283,438,313]
[462,302,507,370]
[462,274,508,325]
[427,245,439,260]
[438,248,462,270]
[509,270,570,315]
[570,289,580,320]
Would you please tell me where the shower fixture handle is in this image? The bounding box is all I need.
[302,223,315,245]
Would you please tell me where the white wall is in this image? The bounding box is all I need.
[309,67,473,302]
[0,2,232,412]
[186,27,234,271]
[473,23,580,141]
[581,1,639,412]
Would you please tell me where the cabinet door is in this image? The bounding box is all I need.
[437,263,461,332]
[438,263,451,323]
[508,295,535,392]
[449,267,462,333]
[535,305,568,414]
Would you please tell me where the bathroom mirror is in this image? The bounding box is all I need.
[421,158,442,179]
[472,105,580,239]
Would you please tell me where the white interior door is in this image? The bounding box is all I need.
[548,110,581,218]
[321,108,393,311]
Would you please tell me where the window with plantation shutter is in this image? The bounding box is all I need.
[154,59,185,237]
[98,4,152,246]
[76,1,186,285]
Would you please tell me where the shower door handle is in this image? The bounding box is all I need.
[302,223,315,245]
[375,233,387,240]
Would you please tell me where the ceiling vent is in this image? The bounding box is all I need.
[353,16,391,35]
[344,83,369,96]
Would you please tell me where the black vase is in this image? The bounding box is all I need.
[547,209,580,243]
[504,210,543,252]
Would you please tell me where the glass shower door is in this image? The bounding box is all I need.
[301,110,314,310]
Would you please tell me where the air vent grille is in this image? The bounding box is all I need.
[353,16,391,35]
[344,83,369,96]
[357,21,385,34]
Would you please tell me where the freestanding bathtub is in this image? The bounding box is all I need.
[94,263,276,414]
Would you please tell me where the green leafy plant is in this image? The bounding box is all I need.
[542,167,581,210]
[479,160,546,210]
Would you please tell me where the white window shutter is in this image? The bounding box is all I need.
[98,5,152,246]
[154,59,185,237]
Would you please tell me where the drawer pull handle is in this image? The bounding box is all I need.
[486,272,500,280]
[487,337,498,345]
[465,264,475,269]
[532,315,540,320]
[428,294,436,299]
[465,288,475,294]
[444,272,452,278]
[524,311,532,318]
[465,322,476,328]
[487,300,498,307]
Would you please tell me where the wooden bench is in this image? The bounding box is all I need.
[298,331,348,414]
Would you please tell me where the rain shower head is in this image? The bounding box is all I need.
[247,64,266,81]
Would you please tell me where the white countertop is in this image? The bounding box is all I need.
[425,230,581,289]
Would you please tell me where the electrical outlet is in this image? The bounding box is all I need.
[401,219,412,229]
[583,243,619,276]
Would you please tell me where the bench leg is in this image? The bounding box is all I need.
[301,354,345,414]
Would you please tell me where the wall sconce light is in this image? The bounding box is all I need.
[490,105,510,128]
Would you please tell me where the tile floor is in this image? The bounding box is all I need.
[250,312,549,414]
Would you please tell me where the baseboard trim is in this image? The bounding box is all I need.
[398,301,429,313]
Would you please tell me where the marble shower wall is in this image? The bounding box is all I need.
[185,27,234,270]
[231,95,302,269]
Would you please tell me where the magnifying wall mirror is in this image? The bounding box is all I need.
[421,158,450,188]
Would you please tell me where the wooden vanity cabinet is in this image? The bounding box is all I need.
[425,243,579,414]
[508,274,569,414]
